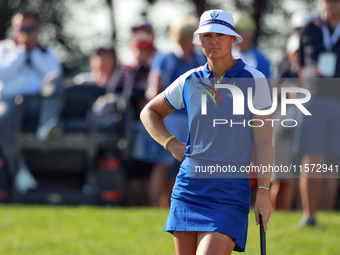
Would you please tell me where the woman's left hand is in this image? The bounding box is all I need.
[254,189,273,233]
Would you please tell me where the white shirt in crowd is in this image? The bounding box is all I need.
[0,39,62,98]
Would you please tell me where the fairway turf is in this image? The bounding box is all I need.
[0,206,339,255]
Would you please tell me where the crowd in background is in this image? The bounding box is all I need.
[0,1,339,228]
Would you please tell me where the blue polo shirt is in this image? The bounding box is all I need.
[163,59,272,177]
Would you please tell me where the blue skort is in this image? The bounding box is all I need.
[164,158,251,252]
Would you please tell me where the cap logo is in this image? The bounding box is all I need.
[210,11,219,19]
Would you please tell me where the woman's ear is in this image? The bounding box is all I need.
[232,36,236,44]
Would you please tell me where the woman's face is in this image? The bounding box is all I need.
[200,33,235,60]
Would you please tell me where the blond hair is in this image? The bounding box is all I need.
[169,15,199,42]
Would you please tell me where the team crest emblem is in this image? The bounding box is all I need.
[210,11,219,19]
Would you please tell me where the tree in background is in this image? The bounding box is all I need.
[0,0,14,40]
[0,0,319,73]
[0,0,114,74]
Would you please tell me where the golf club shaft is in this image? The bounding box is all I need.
[259,214,266,255]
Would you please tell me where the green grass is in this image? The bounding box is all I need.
[0,206,339,255]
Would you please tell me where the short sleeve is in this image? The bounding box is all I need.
[252,72,272,110]
[243,65,272,111]
[163,75,186,110]
[253,70,272,110]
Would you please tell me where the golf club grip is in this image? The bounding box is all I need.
[259,214,266,255]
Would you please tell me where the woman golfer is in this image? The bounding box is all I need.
[141,9,273,254]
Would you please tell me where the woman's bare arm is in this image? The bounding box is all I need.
[140,92,186,161]
[252,114,274,233]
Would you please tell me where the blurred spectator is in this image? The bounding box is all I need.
[129,18,157,106]
[131,17,155,40]
[276,10,312,80]
[291,10,313,35]
[123,19,158,206]
[146,15,206,207]
[0,10,63,194]
[73,47,133,131]
[232,11,271,78]
[270,33,302,211]
[277,33,301,80]
[269,11,312,211]
[74,47,132,94]
[294,0,340,227]
[73,46,136,205]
